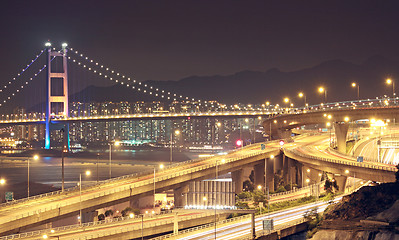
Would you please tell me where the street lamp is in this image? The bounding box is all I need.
[0,178,5,203]
[298,92,306,107]
[27,155,39,199]
[109,141,120,179]
[154,164,164,209]
[351,82,360,100]
[318,87,327,103]
[213,158,226,239]
[79,170,91,225]
[265,155,274,215]
[170,130,180,164]
[326,122,332,147]
[386,78,395,98]
[283,97,290,112]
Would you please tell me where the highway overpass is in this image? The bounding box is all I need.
[0,133,396,236]
[264,105,399,152]
[0,142,279,236]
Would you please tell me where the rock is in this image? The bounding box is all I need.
[369,199,399,223]
[310,230,399,240]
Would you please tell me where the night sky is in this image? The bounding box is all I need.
[1,1,399,83]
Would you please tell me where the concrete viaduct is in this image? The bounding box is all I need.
[263,106,399,153]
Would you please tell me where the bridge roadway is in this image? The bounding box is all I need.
[0,110,273,125]
[154,196,344,240]
[0,133,396,236]
[283,134,396,183]
[0,210,232,240]
[0,142,280,236]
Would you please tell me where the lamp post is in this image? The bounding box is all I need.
[0,178,5,203]
[154,164,164,209]
[79,170,91,225]
[351,82,360,100]
[265,155,273,216]
[298,92,306,107]
[27,155,39,199]
[386,78,395,98]
[170,130,180,164]
[140,214,144,240]
[318,87,327,103]
[283,97,290,112]
[109,141,120,179]
[213,158,226,239]
[326,122,332,147]
[61,128,68,193]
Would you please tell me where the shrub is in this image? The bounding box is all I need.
[275,186,286,193]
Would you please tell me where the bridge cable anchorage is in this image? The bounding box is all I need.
[0,56,56,108]
[68,47,207,104]
[0,49,45,95]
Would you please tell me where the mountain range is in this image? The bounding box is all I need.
[69,55,399,106]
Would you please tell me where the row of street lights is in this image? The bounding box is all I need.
[273,78,395,108]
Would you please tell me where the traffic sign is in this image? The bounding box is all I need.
[263,219,274,230]
[261,144,265,150]
[5,192,13,201]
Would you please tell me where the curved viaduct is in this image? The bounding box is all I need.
[263,106,399,153]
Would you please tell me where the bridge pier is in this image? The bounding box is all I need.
[276,129,292,140]
[334,175,347,193]
[253,162,265,189]
[232,167,251,193]
[327,173,347,193]
[334,122,349,153]
[303,167,323,186]
[266,157,275,192]
[174,184,189,208]
[284,157,299,189]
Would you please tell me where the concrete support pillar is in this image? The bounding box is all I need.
[283,155,289,184]
[129,196,141,209]
[274,155,283,173]
[334,123,349,153]
[82,211,97,224]
[303,167,323,186]
[276,129,292,139]
[253,162,265,188]
[174,184,189,208]
[232,169,244,193]
[266,158,275,192]
[334,176,347,193]
[297,163,303,188]
[173,212,178,234]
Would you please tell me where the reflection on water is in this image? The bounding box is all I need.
[0,149,211,188]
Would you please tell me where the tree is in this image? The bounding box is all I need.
[243,180,254,192]
[98,213,105,221]
[324,178,339,193]
[252,190,267,206]
[104,209,114,217]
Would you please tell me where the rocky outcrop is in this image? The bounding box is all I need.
[309,183,399,240]
[311,229,399,240]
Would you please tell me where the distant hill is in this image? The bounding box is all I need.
[68,55,399,106]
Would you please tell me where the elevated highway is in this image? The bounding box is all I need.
[0,142,280,236]
[264,105,399,152]
[0,133,396,236]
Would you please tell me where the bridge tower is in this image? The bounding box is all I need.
[45,43,70,149]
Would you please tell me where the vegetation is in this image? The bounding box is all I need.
[304,207,323,238]
[324,178,339,194]
[97,213,105,221]
[104,209,114,217]
[236,192,336,214]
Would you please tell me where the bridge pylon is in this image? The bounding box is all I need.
[45,43,70,150]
